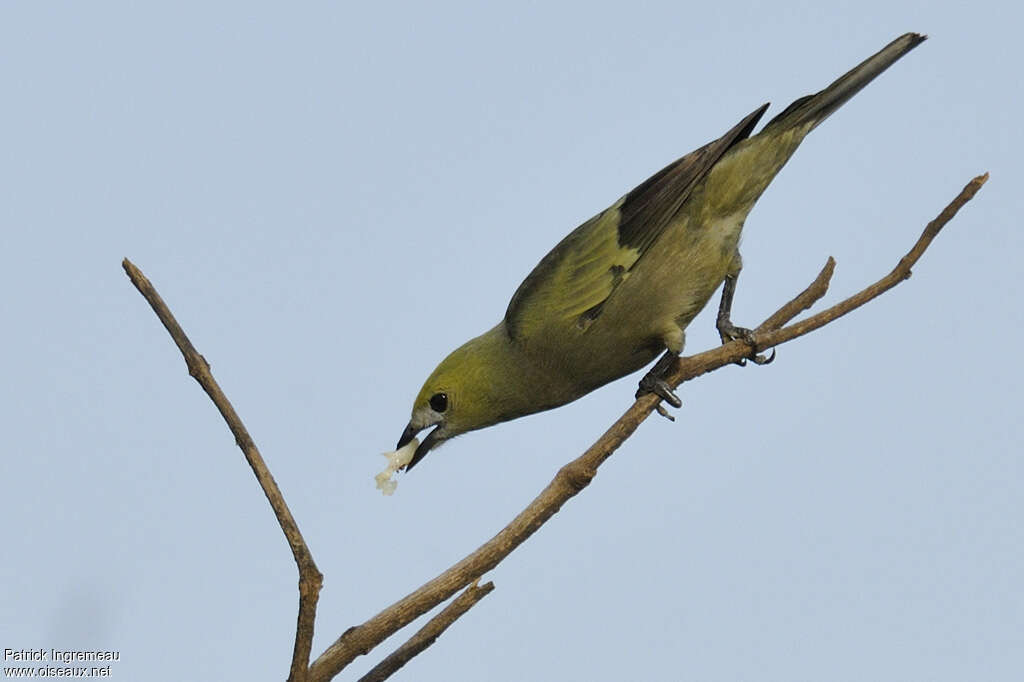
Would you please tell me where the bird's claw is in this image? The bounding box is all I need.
[653,404,676,421]
[636,374,683,414]
[718,321,754,346]
[718,321,775,366]
[736,346,776,366]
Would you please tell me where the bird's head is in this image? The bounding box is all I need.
[397,327,519,471]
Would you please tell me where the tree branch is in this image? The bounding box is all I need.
[122,259,323,682]
[307,173,987,680]
[357,581,496,682]
[751,172,989,351]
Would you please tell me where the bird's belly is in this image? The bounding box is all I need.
[607,208,747,336]
[665,209,747,327]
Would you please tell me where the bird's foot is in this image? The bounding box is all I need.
[717,320,775,366]
[636,355,682,421]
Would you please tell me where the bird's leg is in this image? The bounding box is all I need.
[636,350,682,420]
[715,252,775,366]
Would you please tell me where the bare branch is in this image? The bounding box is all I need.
[122,259,323,682]
[756,256,836,333]
[308,174,987,680]
[357,581,496,682]
[752,172,989,351]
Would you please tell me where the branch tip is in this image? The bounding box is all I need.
[123,260,322,682]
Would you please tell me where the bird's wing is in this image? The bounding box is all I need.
[504,104,768,343]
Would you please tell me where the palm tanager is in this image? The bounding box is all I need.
[394,33,926,471]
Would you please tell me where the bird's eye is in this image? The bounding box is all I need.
[429,392,448,413]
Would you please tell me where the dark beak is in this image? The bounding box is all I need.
[396,423,443,472]
[396,424,418,449]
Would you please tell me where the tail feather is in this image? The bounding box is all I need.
[763,32,926,133]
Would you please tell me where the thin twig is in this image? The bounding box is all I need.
[122,259,323,682]
[357,581,496,682]
[756,257,836,333]
[752,173,989,351]
[308,173,986,681]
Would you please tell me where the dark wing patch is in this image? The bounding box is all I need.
[616,103,769,254]
[504,104,770,344]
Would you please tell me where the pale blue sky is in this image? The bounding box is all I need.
[1,2,1020,681]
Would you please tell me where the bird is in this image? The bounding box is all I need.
[395,32,926,471]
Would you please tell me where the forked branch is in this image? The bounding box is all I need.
[125,173,986,682]
[357,581,495,682]
[307,173,987,681]
[123,259,323,682]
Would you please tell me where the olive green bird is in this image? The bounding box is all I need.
[397,32,926,470]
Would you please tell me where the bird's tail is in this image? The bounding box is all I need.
[762,32,926,133]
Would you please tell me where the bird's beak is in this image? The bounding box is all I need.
[396,424,418,449]
[397,423,444,472]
